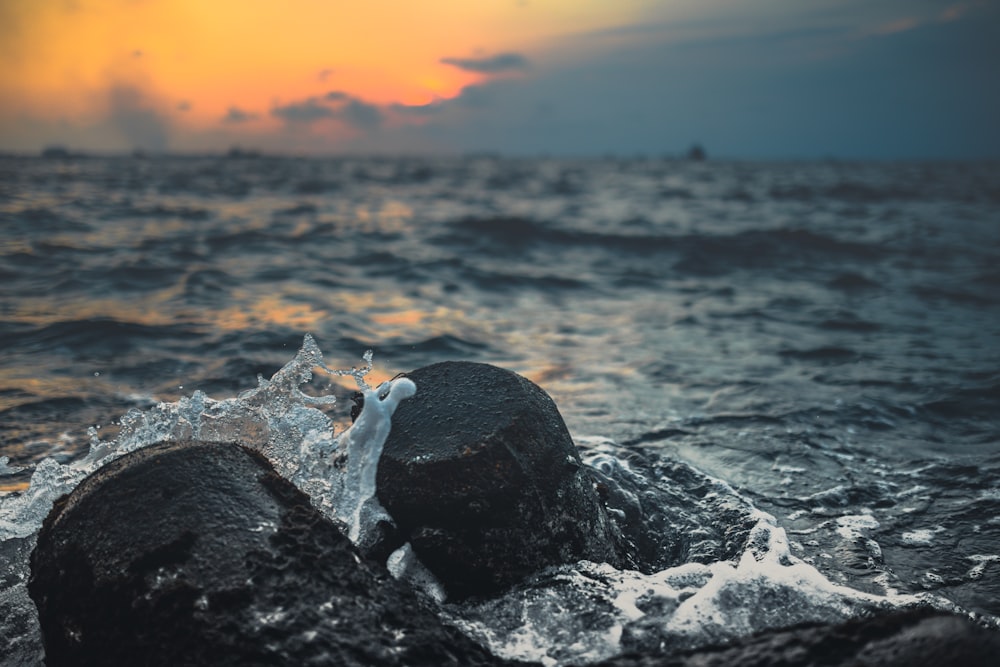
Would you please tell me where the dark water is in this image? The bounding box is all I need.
[2,155,999,661]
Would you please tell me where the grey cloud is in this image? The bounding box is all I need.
[455,84,491,108]
[412,2,1000,159]
[391,84,491,118]
[440,52,529,73]
[271,98,336,123]
[107,85,169,152]
[338,99,383,130]
[271,94,382,131]
[391,101,443,117]
[222,106,259,123]
[177,100,191,112]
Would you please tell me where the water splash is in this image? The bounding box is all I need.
[0,333,416,548]
[335,377,416,550]
[442,437,965,666]
[0,457,23,476]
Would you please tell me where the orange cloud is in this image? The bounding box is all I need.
[0,0,642,151]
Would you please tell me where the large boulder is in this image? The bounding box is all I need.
[376,361,624,600]
[28,439,509,666]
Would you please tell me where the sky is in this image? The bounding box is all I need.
[1,0,998,159]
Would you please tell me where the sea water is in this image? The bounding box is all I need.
[1,155,999,664]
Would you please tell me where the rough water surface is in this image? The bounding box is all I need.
[1,155,999,664]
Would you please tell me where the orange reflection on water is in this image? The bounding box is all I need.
[334,291,416,314]
[0,480,30,494]
[348,200,414,235]
[6,294,180,330]
[324,369,398,394]
[210,294,329,331]
[368,303,470,341]
[6,290,331,336]
[0,374,77,411]
[372,308,438,327]
[522,363,575,387]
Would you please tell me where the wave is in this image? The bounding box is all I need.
[919,381,1000,420]
[439,216,577,249]
[103,203,212,221]
[79,262,185,292]
[456,264,589,292]
[375,334,490,356]
[437,217,886,275]
[5,207,91,233]
[828,272,881,290]
[7,318,202,357]
[273,202,319,216]
[778,346,866,364]
[912,284,999,306]
[818,313,882,332]
[768,181,919,203]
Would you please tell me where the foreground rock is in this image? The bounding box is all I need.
[29,439,508,666]
[377,361,624,600]
[589,608,1000,667]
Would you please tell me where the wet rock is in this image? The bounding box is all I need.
[376,361,624,600]
[589,608,1000,667]
[29,439,508,666]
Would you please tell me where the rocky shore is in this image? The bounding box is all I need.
[28,363,1000,665]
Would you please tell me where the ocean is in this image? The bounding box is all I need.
[1,154,999,664]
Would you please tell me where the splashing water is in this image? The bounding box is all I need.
[336,376,416,549]
[0,335,411,543]
[441,438,976,666]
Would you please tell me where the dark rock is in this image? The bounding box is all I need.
[376,361,624,600]
[29,439,510,666]
[588,608,1000,667]
[686,144,706,161]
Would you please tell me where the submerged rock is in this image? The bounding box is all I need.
[591,608,1000,667]
[28,439,506,666]
[376,361,624,600]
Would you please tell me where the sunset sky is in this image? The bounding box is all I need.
[1,0,997,158]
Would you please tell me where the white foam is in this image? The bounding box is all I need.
[834,513,879,540]
[967,554,1000,580]
[449,502,934,666]
[900,527,944,546]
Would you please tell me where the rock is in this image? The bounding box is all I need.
[587,608,1000,667]
[376,361,624,600]
[686,144,706,161]
[29,439,510,666]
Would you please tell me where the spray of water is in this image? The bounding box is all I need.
[0,334,412,544]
